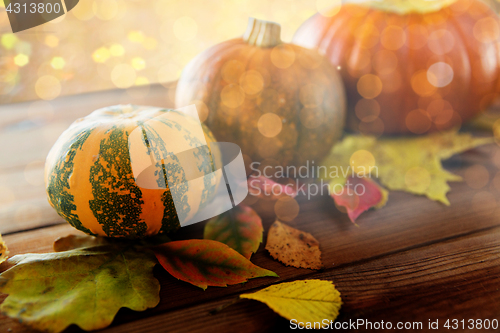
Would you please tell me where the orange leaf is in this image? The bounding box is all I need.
[153,239,278,290]
[265,221,323,270]
[331,176,386,223]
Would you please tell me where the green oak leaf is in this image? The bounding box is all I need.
[0,244,160,333]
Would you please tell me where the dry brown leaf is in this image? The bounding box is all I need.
[53,234,110,252]
[265,221,322,270]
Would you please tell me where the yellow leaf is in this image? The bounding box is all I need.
[240,280,341,324]
[321,130,492,205]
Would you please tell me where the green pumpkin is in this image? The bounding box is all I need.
[44,105,220,238]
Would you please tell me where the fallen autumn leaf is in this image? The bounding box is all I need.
[0,244,160,333]
[204,205,263,259]
[240,279,341,323]
[266,221,323,270]
[154,239,278,290]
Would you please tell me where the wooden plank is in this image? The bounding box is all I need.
[0,193,500,332]
[1,85,500,332]
[0,83,176,171]
[2,223,84,257]
[0,197,64,234]
[97,227,500,333]
[0,84,176,235]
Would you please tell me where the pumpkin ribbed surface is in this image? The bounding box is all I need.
[44,105,219,238]
[293,0,500,135]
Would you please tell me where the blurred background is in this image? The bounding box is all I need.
[2,0,500,105]
[0,0,324,104]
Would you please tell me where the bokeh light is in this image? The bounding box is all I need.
[381,25,406,50]
[427,62,454,88]
[221,84,245,108]
[316,0,342,17]
[274,196,300,221]
[471,191,496,215]
[131,57,146,71]
[350,150,376,176]
[50,57,66,70]
[92,47,111,63]
[1,34,18,50]
[239,70,264,95]
[109,44,125,57]
[405,109,432,134]
[271,44,296,69]
[473,17,500,43]
[411,70,437,96]
[357,74,383,99]
[258,113,283,138]
[35,75,61,100]
[426,99,454,125]
[464,164,490,189]
[14,54,29,67]
[111,63,136,88]
[72,0,94,20]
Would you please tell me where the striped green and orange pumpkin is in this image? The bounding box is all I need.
[44,105,220,238]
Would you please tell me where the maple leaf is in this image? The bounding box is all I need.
[332,176,388,223]
[153,239,278,290]
[240,280,341,323]
[0,244,160,333]
[204,205,263,259]
[265,221,322,270]
[322,130,492,206]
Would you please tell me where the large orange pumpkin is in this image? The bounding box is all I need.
[176,18,346,169]
[293,0,500,135]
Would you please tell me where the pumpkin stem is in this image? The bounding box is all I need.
[243,17,281,48]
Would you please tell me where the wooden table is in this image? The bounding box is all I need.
[1,84,499,332]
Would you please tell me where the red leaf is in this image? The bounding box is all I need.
[204,205,263,259]
[153,239,278,290]
[248,176,297,201]
[331,176,385,223]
